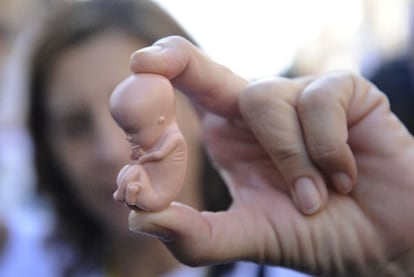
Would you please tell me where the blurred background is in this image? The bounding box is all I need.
[1,0,412,114]
[154,0,411,78]
[0,0,413,274]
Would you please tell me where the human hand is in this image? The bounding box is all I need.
[126,36,414,276]
[129,37,341,215]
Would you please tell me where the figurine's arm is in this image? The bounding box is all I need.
[139,130,184,163]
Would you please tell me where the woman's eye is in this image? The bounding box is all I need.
[54,113,92,139]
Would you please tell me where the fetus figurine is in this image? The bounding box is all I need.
[109,73,187,212]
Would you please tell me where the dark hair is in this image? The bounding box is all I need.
[27,0,231,275]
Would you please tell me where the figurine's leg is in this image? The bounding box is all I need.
[125,182,141,206]
[113,164,131,201]
[127,168,156,210]
[115,165,174,211]
[134,178,173,211]
[115,165,152,211]
[116,164,130,184]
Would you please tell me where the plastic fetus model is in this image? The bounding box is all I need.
[109,73,187,211]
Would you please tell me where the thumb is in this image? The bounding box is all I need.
[128,202,264,266]
[130,35,248,118]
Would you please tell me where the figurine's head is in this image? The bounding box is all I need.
[109,73,176,150]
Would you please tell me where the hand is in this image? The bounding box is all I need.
[129,36,338,214]
[138,152,159,163]
[126,36,414,276]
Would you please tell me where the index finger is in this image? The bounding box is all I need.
[130,36,248,118]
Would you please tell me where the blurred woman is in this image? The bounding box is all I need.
[25,0,309,276]
[27,0,231,276]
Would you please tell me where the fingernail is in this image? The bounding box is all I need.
[332,172,352,194]
[130,45,162,60]
[294,177,321,215]
[129,212,174,242]
[132,229,174,242]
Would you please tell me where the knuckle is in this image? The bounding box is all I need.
[243,76,291,96]
[307,143,343,166]
[240,77,293,114]
[176,253,207,267]
[299,71,357,108]
[299,85,326,107]
[241,79,275,104]
[270,144,304,167]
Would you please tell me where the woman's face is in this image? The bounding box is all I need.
[44,31,202,235]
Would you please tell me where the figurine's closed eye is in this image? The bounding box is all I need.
[125,128,139,135]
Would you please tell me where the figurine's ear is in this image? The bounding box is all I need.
[158,116,166,125]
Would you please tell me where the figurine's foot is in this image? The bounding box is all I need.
[113,187,124,202]
[125,182,141,206]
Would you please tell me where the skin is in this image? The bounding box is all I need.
[110,74,187,211]
[125,36,414,276]
[44,32,202,276]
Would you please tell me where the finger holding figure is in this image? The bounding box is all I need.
[130,35,248,118]
[129,36,344,214]
[128,70,414,277]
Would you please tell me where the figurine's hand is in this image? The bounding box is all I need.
[138,133,183,164]
[138,152,159,163]
[126,36,414,275]
[138,148,171,163]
